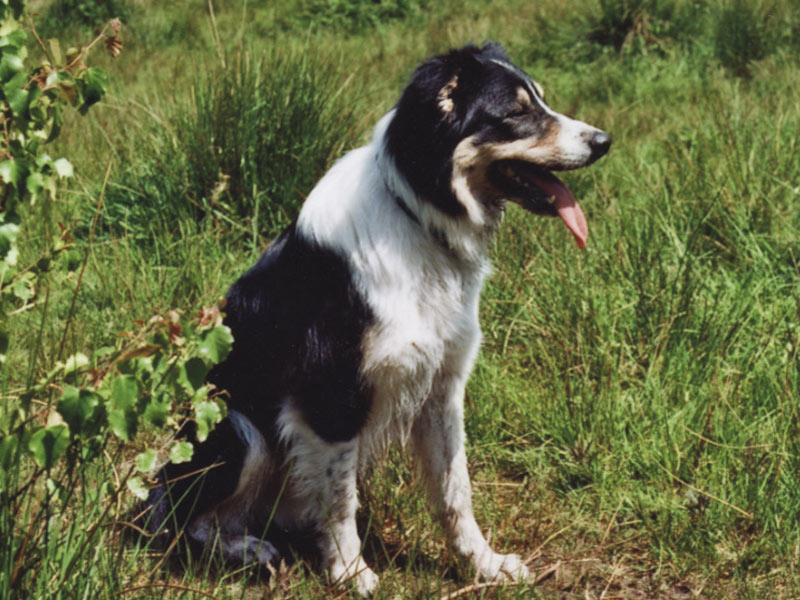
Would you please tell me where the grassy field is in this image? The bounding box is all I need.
[3,0,800,597]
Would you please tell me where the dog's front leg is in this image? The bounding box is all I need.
[410,376,530,582]
[290,436,378,595]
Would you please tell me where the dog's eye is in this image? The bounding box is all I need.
[506,107,528,119]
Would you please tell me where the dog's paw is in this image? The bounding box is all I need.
[253,540,281,567]
[354,566,379,596]
[330,558,379,596]
[242,536,281,567]
[474,551,530,582]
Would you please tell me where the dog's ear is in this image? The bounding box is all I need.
[434,46,486,119]
[436,74,459,115]
[479,42,510,62]
[402,44,487,121]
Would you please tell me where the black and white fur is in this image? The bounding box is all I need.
[148,43,610,595]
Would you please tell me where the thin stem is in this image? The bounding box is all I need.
[56,161,112,361]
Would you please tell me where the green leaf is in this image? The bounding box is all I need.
[191,384,214,406]
[6,86,28,116]
[110,374,138,406]
[0,329,9,365]
[0,159,20,186]
[11,277,33,301]
[108,375,139,441]
[179,356,208,392]
[198,325,233,366]
[58,386,104,437]
[48,38,63,65]
[46,104,64,143]
[53,158,73,178]
[28,425,69,469]
[28,97,47,124]
[93,345,116,360]
[169,441,194,464]
[0,26,26,49]
[25,171,45,197]
[127,476,150,501]
[78,67,108,114]
[57,78,79,106]
[143,394,169,428]
[61,248,81,271]
[3,70,26,101]
[135,448,158,474]
[0,433,20,472]
[35,152,53,168]
[63,352,89,374]
[0,230,14,265]
[0,52,24,83]
[194,400,223,442]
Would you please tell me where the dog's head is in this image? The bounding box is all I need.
[385,43,610,248]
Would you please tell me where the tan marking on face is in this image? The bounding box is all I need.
[451,137,526,225]
[437,75,459,114]
[491,122,562,163]
[451,137,488,226]
[532,81,545,100]
[461,118,563,168]
[450,119,566,217]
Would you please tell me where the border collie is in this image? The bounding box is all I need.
[148,43,610,595]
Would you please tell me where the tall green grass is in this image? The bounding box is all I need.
[97,48,361,243]
[4,0,800,598]
[474,41,799,593]
[290,0,430,32]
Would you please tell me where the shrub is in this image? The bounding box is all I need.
[293,0,428,32]
[37,0,134,37]
[0,9,234,597]
[713,1,775,77]
[586,0,707,53]
[100,49,361,240]
[180,51,361,231]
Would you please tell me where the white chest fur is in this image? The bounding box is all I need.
[355,233,488,468]
[296,138,493,470]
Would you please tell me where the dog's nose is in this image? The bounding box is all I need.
[589,131,612,159]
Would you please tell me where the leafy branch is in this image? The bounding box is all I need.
[0,3,234,595]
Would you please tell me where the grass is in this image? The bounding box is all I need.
[95,47,363,243]
[3,0,800,598]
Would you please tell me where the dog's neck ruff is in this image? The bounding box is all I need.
[376,153,421,229]
[379,161,470,259]
[394,194,421,226]
[375,150,491,265]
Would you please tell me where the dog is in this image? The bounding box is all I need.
[147,43,610,595]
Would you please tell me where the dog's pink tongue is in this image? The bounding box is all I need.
[534,174,589,249]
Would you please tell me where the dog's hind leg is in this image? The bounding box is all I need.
[187,516,281,566]
[410,373,530,583]
[154,410,283,567]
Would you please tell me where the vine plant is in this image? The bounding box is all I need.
[0,1,231,594]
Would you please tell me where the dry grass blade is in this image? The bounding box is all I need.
[437,562,560,600]
[439,580,525,600]
[117,583,220,598]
